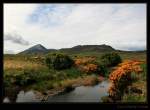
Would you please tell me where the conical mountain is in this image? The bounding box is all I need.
[19,44,48,54]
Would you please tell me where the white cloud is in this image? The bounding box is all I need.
[4,4,146,54]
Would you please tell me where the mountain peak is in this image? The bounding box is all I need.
[19,44,48,54]
[32,44,47,50]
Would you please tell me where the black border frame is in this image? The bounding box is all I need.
[0,0,149,109]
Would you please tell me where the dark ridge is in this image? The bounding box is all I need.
[18,44,146,55]
[59,44,115,53]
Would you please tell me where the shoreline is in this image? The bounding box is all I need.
[34,75,106,102]
[4,75,106,102]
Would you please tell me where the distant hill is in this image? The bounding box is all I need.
[18,44,146,55]
[18,44,116,54]
[19,44,49,54]
[59,44,115,53]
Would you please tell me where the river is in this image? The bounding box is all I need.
[3,80,110,103]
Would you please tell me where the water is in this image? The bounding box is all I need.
[3,90,40,103]
[47,80,110,102]
[16,90,40,102]
[3,97,10,103]
[3,80,110,103]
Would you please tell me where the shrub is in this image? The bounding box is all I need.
[108,60,143,101]
[53,54,74,70]
[24,70,42,84]
[45,54,56,69]
[45,57,52,68]
[82,64,98,73]
[74,57,96,66]
[13,71,39,86]
[74,56,108,75]
[140,63,147,81]
[101,52,122,67]
[97,64,108,76]
[45,53,74,70]
[64,67,83,78]
[4,74,14,87]
[4,69,48,86]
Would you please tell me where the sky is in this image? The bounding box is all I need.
[4,3,146,54]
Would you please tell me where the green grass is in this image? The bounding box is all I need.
[122,93,146,102]
[4,54,86,93]
[140,63,147,81]
[122,81,147,102]
[61,67,84,78]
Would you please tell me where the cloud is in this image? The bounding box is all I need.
[4,33,30,45]
[27,4,76,27]
[4,49,15,54]
[4,4,146,53]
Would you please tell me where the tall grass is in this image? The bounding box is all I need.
[4,55,97,93]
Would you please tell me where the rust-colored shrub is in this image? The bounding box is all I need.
[108,60,143,101]
[74,57,98,73]
[74,57,108,75]
[82,64,98,73]
[74,57,96,66]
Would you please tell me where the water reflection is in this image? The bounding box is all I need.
[16,90,40,102]
[48,80,110,102]
[3,80,110,103]
[3,97,10,103]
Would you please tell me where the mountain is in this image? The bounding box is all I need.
[59,44,115,53]
[18,44,115,54]
[19,44,49,54]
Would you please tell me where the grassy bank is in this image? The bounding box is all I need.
[4,54,101,101]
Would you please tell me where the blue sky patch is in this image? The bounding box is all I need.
[27,4,76,27]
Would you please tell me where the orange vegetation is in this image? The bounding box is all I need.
[82,64,98,73]
[108,60,143,100]
[4,59,47,71]
[109,60,143,82]
[74,57,96,66]
[74,57,98,73]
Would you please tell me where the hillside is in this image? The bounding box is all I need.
[59,44,115,53]
[19,44,57,54]
[18,44,116,54]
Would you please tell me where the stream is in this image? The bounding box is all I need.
[47,80,110,102]
[3,80,110,103]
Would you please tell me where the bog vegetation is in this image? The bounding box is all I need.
[45,53,74,70]
[4,51,146,102]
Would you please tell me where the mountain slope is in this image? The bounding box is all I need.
[19,44,49,54]
[59,44,115,53]
[19,44,115,54]
[18,44,146,55]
